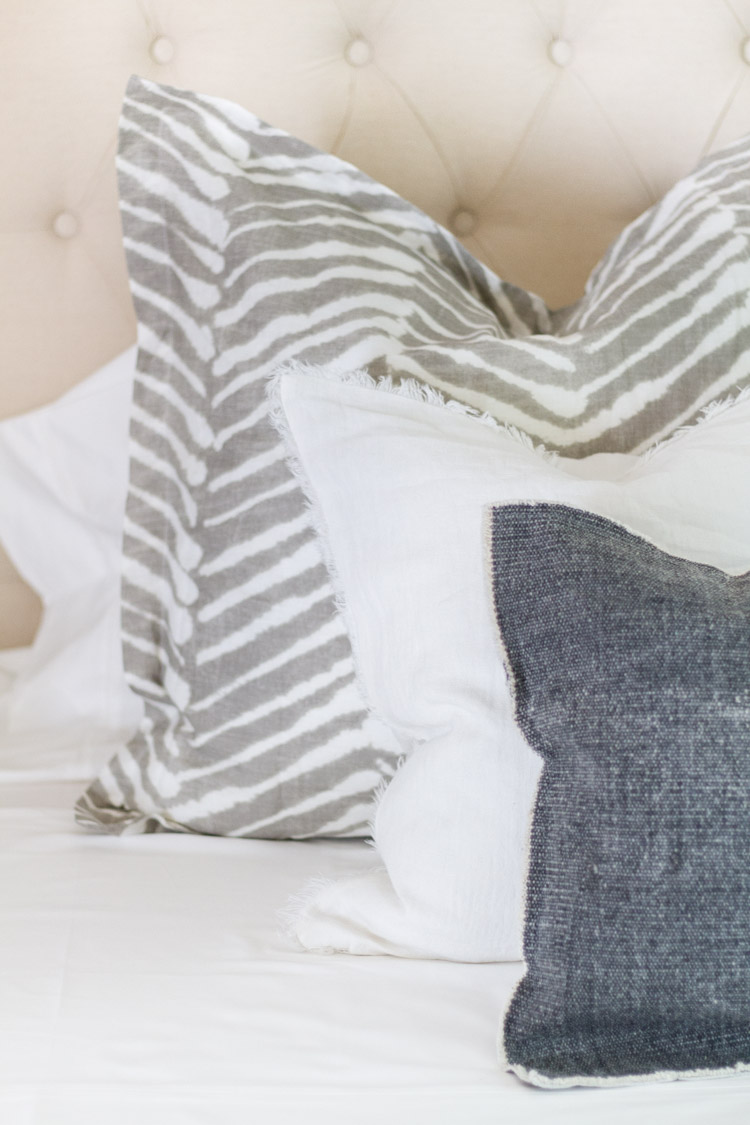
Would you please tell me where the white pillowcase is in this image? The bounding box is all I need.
[0,347,142,779]
[273,368,750,962]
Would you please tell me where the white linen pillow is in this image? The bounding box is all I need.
[273,368,750,962]
[0,347,142,779]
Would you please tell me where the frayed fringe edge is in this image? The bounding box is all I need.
[639,382,750,463]
[269,359,562,463]
[276,865,386,951]
[267,363,390,725]
[267,363,410,848]
[276,874,341,948]
[503,1056,750,1090]
[366,752,408,843]
[272,360,750,471]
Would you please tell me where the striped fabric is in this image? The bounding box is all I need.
[77,76,750,837]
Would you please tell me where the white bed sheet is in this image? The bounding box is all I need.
[1,778,749,1125]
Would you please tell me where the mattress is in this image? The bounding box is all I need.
[2,777,749,1124]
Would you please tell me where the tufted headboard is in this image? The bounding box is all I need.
[3,0,750,647]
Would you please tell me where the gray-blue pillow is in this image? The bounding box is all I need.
[488,503,750,1088]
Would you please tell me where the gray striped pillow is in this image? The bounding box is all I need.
[76,76,750,838]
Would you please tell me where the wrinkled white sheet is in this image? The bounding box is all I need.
[1,780,749,1124]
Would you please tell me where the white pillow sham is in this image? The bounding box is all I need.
[0,347,141,779]
[272,367,750,962]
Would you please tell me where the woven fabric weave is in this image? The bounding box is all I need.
[490,504,750,1087]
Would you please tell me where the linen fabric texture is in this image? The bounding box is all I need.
[79,74,750,838]
[490,504,750,1088]
[0,349,141,779]
[274,369,750,962]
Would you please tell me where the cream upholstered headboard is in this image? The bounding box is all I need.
[3,0,750,647]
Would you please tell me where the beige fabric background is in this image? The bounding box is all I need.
[3,0,750,646]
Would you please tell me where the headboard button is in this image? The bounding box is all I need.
[150,36,175,64]
[548,38,574,67]
[52,211,79,239]
[450,208,477,236]
[344,38,372,67]
[741,37,750,64]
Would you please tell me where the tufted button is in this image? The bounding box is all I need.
[150,35,175,64]
[52,211,79,239]
[450,208,478,237]
[548,38,574,67]
[741,37,750,65]
[344,37,372,67]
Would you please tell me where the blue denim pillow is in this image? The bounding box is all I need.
[488,503,750,1088]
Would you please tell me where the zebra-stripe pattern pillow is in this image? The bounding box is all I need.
[76,76,750,838]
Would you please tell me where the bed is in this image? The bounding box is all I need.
[2,1,750,1120]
